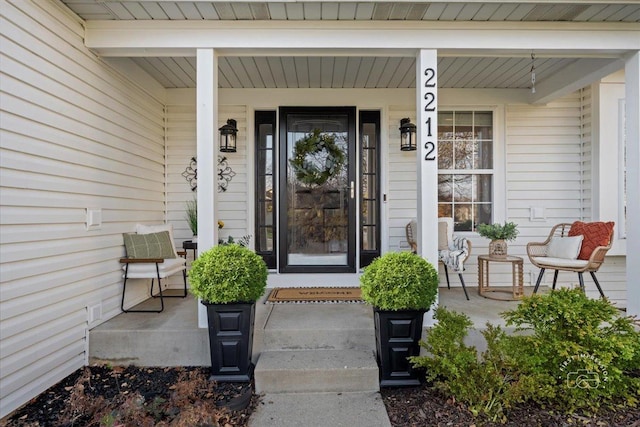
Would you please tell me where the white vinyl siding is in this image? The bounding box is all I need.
[506,92,625,306]
[581,86,593,221]
[387,105,417,253]
[165,90,249,256]
[0,0,165,418]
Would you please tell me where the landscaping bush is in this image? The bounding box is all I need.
[359,251,438,311]
[411,289,640,421]
[503,288,640,413]
[410,307,552,421]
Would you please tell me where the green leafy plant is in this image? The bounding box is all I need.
[184,198,197,236]
[359,251,438,311]
[189,244,267,304]
[219,234,251,247]
[502,288,640,413]
[410,307,552,421]
[477,221,519,241]
[411,289,640,421]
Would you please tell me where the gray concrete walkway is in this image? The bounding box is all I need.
[249,391,391,427]
[88,286,537,426]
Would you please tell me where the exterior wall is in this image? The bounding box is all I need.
[0,0,166,418]
[165,89,249,263]
[163,88,626,307]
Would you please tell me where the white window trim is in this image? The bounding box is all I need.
[593,73,626,255]
[437,105,506,233]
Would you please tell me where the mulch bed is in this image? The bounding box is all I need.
[1,366,257,427]
[381,383,640,427]
[3,366,639,427]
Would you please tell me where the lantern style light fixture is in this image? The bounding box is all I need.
[219,119,238,153]
[399,118,417,151]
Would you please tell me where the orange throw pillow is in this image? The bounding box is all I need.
[568,221,614,260]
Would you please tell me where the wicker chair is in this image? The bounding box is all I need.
[527,222,614,298]
[406,218,471,300]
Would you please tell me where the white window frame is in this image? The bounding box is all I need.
[437,106,505,232]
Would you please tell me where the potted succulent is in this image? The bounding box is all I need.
[477,221,519,258]
[360,251,439,386]
[189,244,268,382]
[184,198,198,242]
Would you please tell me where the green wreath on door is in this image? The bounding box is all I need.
[290,129,346,186]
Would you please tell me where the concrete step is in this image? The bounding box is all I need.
[248,391,391,427]
[254,349,379,393]
[89,296,211,366]
[259,303,375,351]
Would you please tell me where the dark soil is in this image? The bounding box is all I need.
[3,366,639,427]
[381,383,640,427]
[1,366,257,427]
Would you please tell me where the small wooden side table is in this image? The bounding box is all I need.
[478,255,524,301]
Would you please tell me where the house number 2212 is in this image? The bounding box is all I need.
[423,67,436,161]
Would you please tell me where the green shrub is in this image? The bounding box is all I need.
[189,244,267,304]
[410,307,553,421]
[502,288,640,412]
[359,251,438,311]
[411,289,640,421]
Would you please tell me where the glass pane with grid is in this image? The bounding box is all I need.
[438,111,493,231]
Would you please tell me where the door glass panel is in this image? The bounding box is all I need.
[255,112,276,268]
[286,114,350,266]
[360,111,380,267]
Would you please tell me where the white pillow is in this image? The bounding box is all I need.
[547,235,583,260]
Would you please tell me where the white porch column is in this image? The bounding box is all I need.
[416,50,439,325]
[197,48,219,328]
[625,51,639,317]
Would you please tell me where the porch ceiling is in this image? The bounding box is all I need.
[61,1,639,91]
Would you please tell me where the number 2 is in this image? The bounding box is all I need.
[424,142,436,161]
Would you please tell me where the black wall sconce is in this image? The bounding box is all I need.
[399,118,416,151]
[219,119,238,153]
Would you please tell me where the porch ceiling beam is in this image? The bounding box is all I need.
[85,21,640,56]
[530,58,625,105]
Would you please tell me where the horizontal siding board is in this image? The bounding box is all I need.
[1,340,86,399]
[2,3,163,118]
[1,0,166,418]
[1,323,86,379]
[2,96,164,161]
[0,148,162,192]
[1,49,163,140]
[1,80,163,156]
[1,114,163,172]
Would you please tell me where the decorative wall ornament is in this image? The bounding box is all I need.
[181,156,236,193]
[217,156,236,192]
[182,157,198,191]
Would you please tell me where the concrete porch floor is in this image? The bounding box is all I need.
[88,286,539,367]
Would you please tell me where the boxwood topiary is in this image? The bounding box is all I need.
[189,244,268,304]
[360,251,438,311]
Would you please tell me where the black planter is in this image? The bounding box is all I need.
[202,301,255,382]
[373,307,425,387]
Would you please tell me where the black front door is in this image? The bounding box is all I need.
[279,107,357,273]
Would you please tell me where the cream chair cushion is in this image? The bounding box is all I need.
[546,235,583,259]
[438,217,454,250]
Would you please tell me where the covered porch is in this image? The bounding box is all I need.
[79,12,640,321]
[2,0,639,418]
[88,286,537,367]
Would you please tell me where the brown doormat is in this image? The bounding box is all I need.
[267,287,363,304]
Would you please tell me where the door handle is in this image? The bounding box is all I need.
[350,181,355,199]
